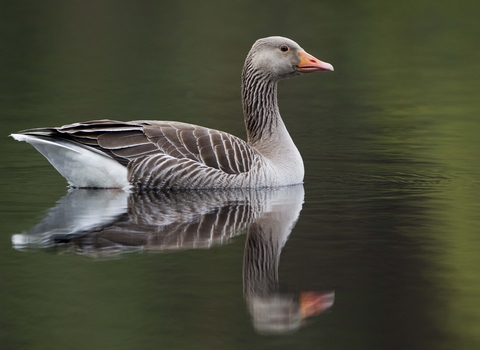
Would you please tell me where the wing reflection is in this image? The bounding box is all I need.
[12,185,333,333]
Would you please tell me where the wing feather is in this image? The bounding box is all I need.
[18,119,260,177]
[140,121,259,175]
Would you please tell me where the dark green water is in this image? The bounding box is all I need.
[1,1,480,349]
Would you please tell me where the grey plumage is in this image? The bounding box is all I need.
[11,36,333,189]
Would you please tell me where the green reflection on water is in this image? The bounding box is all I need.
[1,0,480,349]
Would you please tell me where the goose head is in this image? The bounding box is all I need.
[246,36,334,81]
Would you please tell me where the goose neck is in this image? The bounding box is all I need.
[241,63,282,146]
[243,224,282,297]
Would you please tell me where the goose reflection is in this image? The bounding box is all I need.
[12,185,333,333]
[243,187,334,334]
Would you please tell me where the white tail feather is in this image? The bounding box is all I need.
[11,134,129,189]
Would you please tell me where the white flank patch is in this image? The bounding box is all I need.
[11,134,130,189]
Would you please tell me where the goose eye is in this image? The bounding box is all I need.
[280,45,289,52]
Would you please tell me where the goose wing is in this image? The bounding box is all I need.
[40,119,259,175]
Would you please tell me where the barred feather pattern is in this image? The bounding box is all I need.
[17,119,273,189]
[241,56,280,145]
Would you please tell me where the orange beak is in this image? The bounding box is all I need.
[297,50,334,73]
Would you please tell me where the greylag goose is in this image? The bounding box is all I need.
[11,36,333,190]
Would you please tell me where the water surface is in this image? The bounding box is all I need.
[1,1,480,349]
